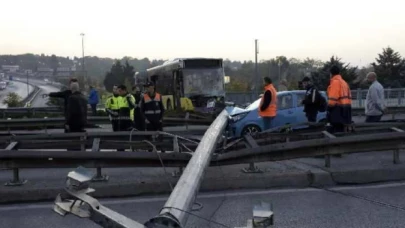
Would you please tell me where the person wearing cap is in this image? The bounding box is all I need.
[139,81,165,132]
[301,76,322,122]
[132,85,144,131]
[44,78,78,133]
[116,85,136,132]
[327,65,352,133]
[105,85,120,131]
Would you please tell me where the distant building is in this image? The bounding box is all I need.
[2,65,20,72]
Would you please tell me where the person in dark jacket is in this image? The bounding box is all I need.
[139,81,165,132]
[88,86,99,115]
[66,82,88,132]
[132,85,144,131]
[301,76,320,122]
[44,78,77,133]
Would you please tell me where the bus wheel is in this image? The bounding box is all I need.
[166,100,172,110]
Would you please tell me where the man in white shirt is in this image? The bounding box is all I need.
[365,72,385,122]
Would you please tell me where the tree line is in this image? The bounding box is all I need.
[1,46,404,92]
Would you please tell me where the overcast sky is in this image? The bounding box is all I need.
[1,0,404,67]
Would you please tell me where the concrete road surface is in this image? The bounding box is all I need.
[1,182,405,228]
[0,81,34,108]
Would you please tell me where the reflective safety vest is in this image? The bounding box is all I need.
[327,75,352,107]
[105,95,120,120]
[143,93,163,121]
[118,94,135,121]
[259,84,277,117]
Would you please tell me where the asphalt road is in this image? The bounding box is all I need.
[31,84,60,107]
[1,182,405,228]
[0,81,34,108]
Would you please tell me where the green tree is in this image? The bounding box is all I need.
[103,60,136,92]
[372,47,405,87]
[311,56,358,90]
[3,92,23,107]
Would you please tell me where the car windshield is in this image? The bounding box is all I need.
[245,99,261,110]
[182,68,225,97]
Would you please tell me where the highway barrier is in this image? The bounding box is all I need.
[0,121,404,186]
[0,116,212,132]
[2,105,405,119]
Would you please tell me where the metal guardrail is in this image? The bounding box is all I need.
[0,116,212,132]
[226,88,405,107]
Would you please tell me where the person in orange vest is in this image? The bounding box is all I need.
[139,81,165,132]
[327,65,352,133]
[259,77,277,131]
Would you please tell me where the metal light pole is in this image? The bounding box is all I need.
[255,39,259,98]
[80,33,87,87]
[278,60,281,83]
[26,70,29,96]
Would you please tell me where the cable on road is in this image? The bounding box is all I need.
[208,161,229,228]
[161,206,231,228]
[314,186,405,212]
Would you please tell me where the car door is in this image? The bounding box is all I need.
[294,91,308,124]
[274,92,295,127]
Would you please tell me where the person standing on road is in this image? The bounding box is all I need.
[88,86,99,116]
[139,81,165,132]
[132,85,144,131]
[44,78,77,133]
[117,85,136,131]
[259,77,277,131]
[365,72,385,122]
[105,85,120,131]
[66,82,88,133]
[301,76,325,122]
[326,65,352,133]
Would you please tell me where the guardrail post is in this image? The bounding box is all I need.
[391,127,402,164]
[171,136,183,177]
[91,138,109,182]
[80,135,86,151]
[185,112,190,130]
[4,142,27,186]
[241,134,263,173]
[322,131,336,168]
[357,88,361,107]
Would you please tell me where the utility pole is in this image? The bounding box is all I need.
[80,33,87,88]
[26,70,29,96]
[255,39,259,98]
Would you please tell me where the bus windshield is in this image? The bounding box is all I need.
[182,68,225,97]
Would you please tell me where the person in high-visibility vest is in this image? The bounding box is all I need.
[139,81,164,132]
[327,65,352,133]
[258,77,277,131]
[116,85,135,131]
[105,85,120,131]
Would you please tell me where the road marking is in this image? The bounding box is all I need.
[1,181,405,211]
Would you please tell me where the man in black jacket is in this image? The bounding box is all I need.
[44,78,78,133]
[132,85,144,131]
[301,76,320,122]
[66,82,88,133]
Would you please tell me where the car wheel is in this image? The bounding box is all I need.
[166,99,172,110]
[241,124,261,136]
